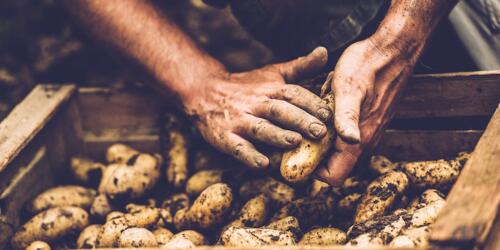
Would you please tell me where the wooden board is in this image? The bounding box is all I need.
[0,85,75,173]
[430,104,500,247]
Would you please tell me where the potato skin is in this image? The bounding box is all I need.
[77,224,101,249]
[299,227,347,246]
[98,153,161,200]
[270,196,335,228]
[174,183,233,230]
[185,169,223,197]
[153,227,174,245]
[407,189,445,213]
[90,193,113,220]
[226,194,270,229]
[70,157,105,185]
[369,155,399,175]
[354,171,409,224]
[118,227,158,248]
[263,216,301,236]
[401,156,466,190]
[239,177,295,206]
[106,143,139,164]
[170,230,207,246]
[220,227,296,247]
[280,92,335,182]
[28,185,96,214]
[11,206,89,249]
[165,130,189,189]
[309,179,330,197]
[389,226,430,247]
[106,211,124,222]
[26,241,51,250]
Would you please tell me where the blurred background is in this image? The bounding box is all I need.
[0,0,478,120]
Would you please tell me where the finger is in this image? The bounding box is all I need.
[239,115,302,148]
[333,83,364,143]
[315,141,362,186]
[276,46,328,82]
[256,99,327,139]
[219,132,269,169]
[270,84,332,122]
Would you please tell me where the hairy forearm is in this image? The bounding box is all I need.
[62,0,225,101]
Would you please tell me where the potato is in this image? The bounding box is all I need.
[401,153,469,190]
[309,179,330,197]
[106,211,124,222]
[11,206,89,249]
[185,169,224,196]
[70,157,105,184]
[220,227,296,247]
[90,193,113,220]
[331,176,367,197]
[225,194,270,229]
[174,183,233,230]
[299,227,346,246]
[161,238,195,249]
[354,171,409,223]
[389,226,430,247]
[410,193,445,227]
[164,113,190,188]
[369,155,399,175]
[348,212,408,246]
[96,205,161,247]
[160,193,190,224]
[26,241,51,250]
[239,177,295,206]
[98,153,161,200]
[118,227,158,248]
[270,196,335,228]
[77,224,101,249]
[27,185,96,214]
[106,143,139,164]
[337,193,362,216]
[168,230,206,246]
[153,227,174,245]
[407,189,445,213]
[263,216,301,236]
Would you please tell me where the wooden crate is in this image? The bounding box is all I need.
[0,70,499,249]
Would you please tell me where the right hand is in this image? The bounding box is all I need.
[181,47,332,169]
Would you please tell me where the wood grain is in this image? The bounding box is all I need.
[430,104,500,246]
[0,85,75,173]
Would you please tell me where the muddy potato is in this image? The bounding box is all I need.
[77,224,101,249]
[354,171,409,224]
[225,194,270,230]
[410,193,445,227]
[98,153,161,200]
[28,185,96,214]
[309,179,330,197]
[70,157,105,184]
[331,176,367,197]
[270,196,335,228]
[163,113,190,189]
[161,193,190,224]
[280,92,335,182]
[26,241,51,250]
[169,230,207,246]
[90,193,113,220]
[11,206,89,249]
[153,227,174,245]
[106,143,139,163]
[407,189,445,213]
[369,155,399,175]
[185,169,224,196]
[337,193,362,216]
[348,212,408,246]
[96,205,161,247]
[401,153,469,190]
[389,226,430,247]
[106,211,124,221]
[174,183,233,230]
[263,216,301,235]
[239,177,295,206]
[161,238,195,249]
[299,227,346,246]
[118,227,158,248]
[220,227,296,247]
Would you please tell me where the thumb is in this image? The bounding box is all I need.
[276,46,328,82]
[334,83,364,143]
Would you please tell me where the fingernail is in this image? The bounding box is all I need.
[309,123,326,138]
[342,127,360,143]
[254,156,269,168]
[318,108,331,121]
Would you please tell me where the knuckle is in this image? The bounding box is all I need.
[251,120,267,135]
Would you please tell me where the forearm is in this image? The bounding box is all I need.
[62,0,225,102]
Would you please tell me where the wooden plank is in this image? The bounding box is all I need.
[0,85,76,173]
[301,70,500,119]
[485,215,500,250]
[430,104,500,246]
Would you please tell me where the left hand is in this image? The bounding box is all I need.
[316,31,426,186]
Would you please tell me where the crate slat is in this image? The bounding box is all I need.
[430,104,500,246]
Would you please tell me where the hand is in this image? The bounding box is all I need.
[182,47,332,169]
[316,32,426,186]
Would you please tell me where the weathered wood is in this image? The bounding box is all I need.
[0,85,75,173]
[485,215,500,250]
[430,104,500,246]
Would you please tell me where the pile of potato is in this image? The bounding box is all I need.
[10,129,470,249]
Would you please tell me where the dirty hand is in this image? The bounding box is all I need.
[183,47,331,168]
